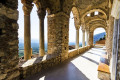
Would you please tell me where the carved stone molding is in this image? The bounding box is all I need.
[47,12,70,19]
[75,25,80,30]
[37,7,46,19]
[22,2,33,15]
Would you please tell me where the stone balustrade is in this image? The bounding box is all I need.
[19,46,92,79]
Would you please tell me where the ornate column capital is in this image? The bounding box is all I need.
[75,25,80,30]
[37,7,46,19]
[86,28,90,32]
[81,26,85,32]
[22,1,33,15]
[81,22,86,31]
[82,29,85,32]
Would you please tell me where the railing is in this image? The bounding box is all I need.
[19,46,92,79]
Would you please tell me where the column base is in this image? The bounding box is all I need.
[39,49,45,57]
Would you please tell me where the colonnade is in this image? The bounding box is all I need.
[75,26,91,49]
[22,3,93,61]
[22,3,46,61]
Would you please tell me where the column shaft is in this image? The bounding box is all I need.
[24,15,31,60]
[86,30,89,46]
[89,32,93,47]
[76,29,79,49]
[82,30,85,47]
[39,19,45,56]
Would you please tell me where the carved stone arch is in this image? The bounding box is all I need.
[71,6,81,29]
[88,19,107,27]
[34,0,47,11]
[86,19,106,26]
[90,24,107,33]
[33,0,47,18]
[34,0,41,9]
[81,8,107,20]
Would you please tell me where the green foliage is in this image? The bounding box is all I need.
[99,35,106,41]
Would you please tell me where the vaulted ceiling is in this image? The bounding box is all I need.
[22,0,111,31]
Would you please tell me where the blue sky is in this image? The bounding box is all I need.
[18,0,105,43]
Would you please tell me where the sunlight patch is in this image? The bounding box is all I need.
[39,76,45,80]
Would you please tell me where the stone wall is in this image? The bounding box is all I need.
[19,46,91,79]
[107,16,114,60]
[47,12,69,59]
[68,46,91,58]
[89,32,93,47]
[0,0,20,80]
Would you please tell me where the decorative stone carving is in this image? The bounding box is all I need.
[22,0,33,15]
[37,7,46,19]
[75,25,80,30]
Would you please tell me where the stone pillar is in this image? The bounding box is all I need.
[76,28,79,49]
[111,19,119,80]
[82,29,85,47]
[23,3,33,61]
[107,16,114,59]
[47,12,69,60]
[89,32,93,47]
[37,8,46,57]
[86,29,89,46]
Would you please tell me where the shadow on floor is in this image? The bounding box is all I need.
[87,51,101,57]
[81,56,99,65]
[24,62,89,80]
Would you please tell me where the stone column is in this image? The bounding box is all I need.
[111,19,119,80]
[89,32,93,47]
[37,8,46,57]
[86,29,89,46]
[76,28,79,49]
[23,3,33,61]
[82,29,85,47]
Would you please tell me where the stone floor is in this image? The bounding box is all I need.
[24,47,106,80]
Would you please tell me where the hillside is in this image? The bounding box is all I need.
[19,32,106,57]
[93,32,106,44]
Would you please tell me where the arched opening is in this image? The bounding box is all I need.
[44,11,48,53]
[79,27,82,47]
[31,4,39,56]
[69,7,81,50]
[18,0,24,58]
[69,12,76,50]
[18,0,48,59]
[82,9,107,19]
[93,28,106,46]
[69,11,83,49]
